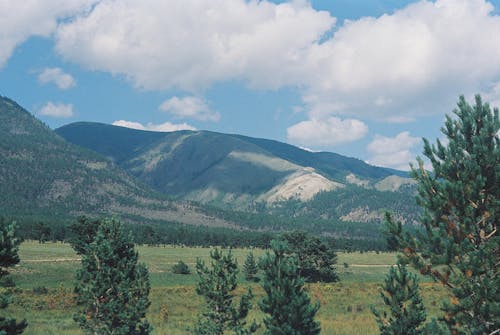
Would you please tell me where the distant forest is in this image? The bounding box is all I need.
[13,216,396,252]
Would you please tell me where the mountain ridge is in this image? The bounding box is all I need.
[0,96,234,228]
[56,122,411,206]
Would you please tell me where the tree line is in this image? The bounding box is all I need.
[12,216,391,252]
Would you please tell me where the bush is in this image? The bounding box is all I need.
[0,275,16,288]
[172,260,190,275]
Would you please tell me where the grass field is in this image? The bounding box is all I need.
[8,241,449,335]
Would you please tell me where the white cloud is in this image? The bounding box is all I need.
[38,67,76,89]
[55,0,334,91]
[366,131,421,170]
[301,0,500,120]
[0,0,94,68]
[53,0,500,123]
[159,96,220,122]
[112,120,196,132]
[287,117,368,147]
[39,102,74,118]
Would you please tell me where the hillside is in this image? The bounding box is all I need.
[56,122,418,223]
[0,96,232,228]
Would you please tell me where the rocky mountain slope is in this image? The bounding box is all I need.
[56,122,418,223]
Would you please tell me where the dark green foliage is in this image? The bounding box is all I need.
[262,184,419,227]
[0,276,15,288]
[259,240,320,335]
[74,218,151,335]
[34,222,51,243]
[280,231,338,283]
[69,216,101,255]
[424,319,450,335]
[200,205,391,249]
[243,251,259,282]
[388,95,499,334]
[0,218,27,334]
[172,260,190,275]
[195,248,257,335]
[372,263,426,335]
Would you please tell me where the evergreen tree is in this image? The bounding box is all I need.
[172,260,191,275]
[69,216,101,255]
[372,263,426,335]
[0,218,27,334]
[74,218,151,335]
[387,95,499,334]
[259,240,320,335]
[243,251,259,282]
[34,222,50,244]
[195,248,257,335]
[280,231,338,283]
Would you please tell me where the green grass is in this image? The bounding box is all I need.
[8,241,449,334]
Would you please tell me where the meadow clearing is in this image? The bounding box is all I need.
[8,241,449,335]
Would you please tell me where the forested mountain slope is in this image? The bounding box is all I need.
[57,122,418,223]
[0,96,231,228]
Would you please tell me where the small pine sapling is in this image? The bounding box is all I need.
[243,251,259,282]
[372,263,426,335]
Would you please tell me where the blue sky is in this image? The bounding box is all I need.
[1,0,500,170]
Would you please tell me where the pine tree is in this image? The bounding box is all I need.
[259,240,320,335]
[74,218,151,335]
[195,248,258,335]
[0,218,27,334]
[280,231,338,283]
[372,263,426,335]
[387,95,499,334]
[69,216,101,255]
[243,251,259,282]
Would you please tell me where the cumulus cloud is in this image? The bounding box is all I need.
[53,0,500,123]
[55,0,334,91]
[366,131,421,170]
[38,67,76,89]
[0,0,94,68]
[287,117,368,147]
[112,120,196,132]
[301,0,500,120]
[159,96,220,122]
[39,102,74,118]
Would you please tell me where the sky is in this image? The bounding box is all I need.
[1,0,500,171]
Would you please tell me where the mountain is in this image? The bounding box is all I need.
[0,96,232,228]
[56,122,418,223]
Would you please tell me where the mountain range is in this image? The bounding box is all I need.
[0,96,232,228]
[1,95,419,238]
[56,122,414,210]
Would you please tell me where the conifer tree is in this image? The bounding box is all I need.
[387,95,499,334]
[243,251,259,282]
[372,263,426,335]
[74,218,151,335]
[0,218,27,335]
[195,248,257,335]
[69,216,101,255]
[259,240,320,335]
[280,231,338,283]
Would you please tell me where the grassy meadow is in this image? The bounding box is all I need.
[8,241,450,335]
